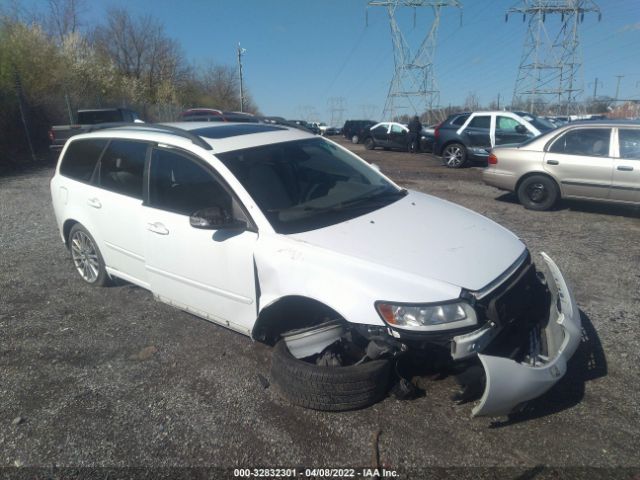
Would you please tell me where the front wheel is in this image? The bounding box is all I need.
[517,175,559,211]
[364,137,375,150]
[442,143,467,168]
[69,224,110,286]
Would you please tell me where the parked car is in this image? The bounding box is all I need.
[362,122,431,152]
[179,109,258,123]
[48,108,142,157]
[50,122,581,417]
[433,111,555,168]
[343,119,377,144]
[483,120,640,210]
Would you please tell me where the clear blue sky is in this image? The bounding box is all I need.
[23,0,640,121]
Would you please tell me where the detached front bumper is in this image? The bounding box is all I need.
[465,252,581,417]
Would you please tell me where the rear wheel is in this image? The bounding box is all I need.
[364,137,375,150]
[442,143,467,168]
[517,175,559,211]
[351,134,359,144]
[69,224,110,286]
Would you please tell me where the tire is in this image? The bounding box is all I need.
[68,224,110,286]
[517,175,559,211]
[351,135,359,144]
[364,137,375,150]
[442,143,467,168]
[270,340,391,411]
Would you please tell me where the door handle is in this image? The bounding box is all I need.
[617,165,634,172]
[87,198,102,208]
[546,160,560,165]
[147,222,169,235]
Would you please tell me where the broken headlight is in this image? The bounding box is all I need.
[376,301,477,332]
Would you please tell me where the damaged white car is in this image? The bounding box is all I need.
[50,122,581,417]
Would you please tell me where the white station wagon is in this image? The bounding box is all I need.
[51,123,581,416]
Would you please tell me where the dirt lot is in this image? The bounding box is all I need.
[1,138,639,478]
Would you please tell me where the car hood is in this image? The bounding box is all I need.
[289,190,526,292]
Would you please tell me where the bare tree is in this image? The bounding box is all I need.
[47,0,86,43]
[463,92,481,111]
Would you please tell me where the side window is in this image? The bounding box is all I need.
[390,124,404,134]
[59,138,107,182]
[452,115,469,126]
[619,129,640,160]
[467,116,491,129]
[497,116,522,131]
[149,148,232,216]
[373,125,387,134]
[549,129,611,157]
[98,140,147,199]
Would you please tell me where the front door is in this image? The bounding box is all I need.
[495,115,532,146]
[143,146,258,335]
[611,128,640,203]
[544,127,613,200]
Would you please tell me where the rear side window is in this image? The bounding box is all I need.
[467,116,491,129]
[98,140,147,199]
[59,138,107,182]
[619,129,640,160]
[148,148,232,216]
[451,115,469,126]
[549,128,611,157]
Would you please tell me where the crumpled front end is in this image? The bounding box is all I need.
[461,252,582,417]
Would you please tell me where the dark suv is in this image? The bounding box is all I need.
[343,120,377,144]
[433,111,551,168]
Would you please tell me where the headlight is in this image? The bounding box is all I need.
[376,301,477,332]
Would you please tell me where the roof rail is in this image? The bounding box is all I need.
[85,122,213,150]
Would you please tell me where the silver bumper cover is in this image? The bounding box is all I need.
[460,252,582,417]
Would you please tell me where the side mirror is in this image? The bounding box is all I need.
[190,207,246,230]
[515,124,527,134]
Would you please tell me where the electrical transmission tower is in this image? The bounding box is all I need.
[327,97,347,127]
[508,0,601,115]
[367,0,462,121]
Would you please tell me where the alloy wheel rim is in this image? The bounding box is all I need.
[70,231,99,283]
[445,146,463,167]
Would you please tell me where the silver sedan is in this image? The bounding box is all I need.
[482,120,640,210]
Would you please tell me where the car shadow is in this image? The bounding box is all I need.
[494,192,640,219]
[488,309,607,428]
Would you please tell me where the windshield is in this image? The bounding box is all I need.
[217,138,404,233]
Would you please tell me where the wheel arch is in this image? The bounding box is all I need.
[251,295,346,346]
[62,219,80,248]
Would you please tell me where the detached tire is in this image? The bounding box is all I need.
[270,340,391,411]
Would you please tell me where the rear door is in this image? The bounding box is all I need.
[611,128,640,203]
[544,127,613,200]
[93,139,149,286]
[389,123,409,150]
[461,114,492,156]
[371,124,390,147]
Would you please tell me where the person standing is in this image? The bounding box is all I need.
[408,115,422,153]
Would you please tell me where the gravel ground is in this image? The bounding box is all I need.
[0,139,639,479]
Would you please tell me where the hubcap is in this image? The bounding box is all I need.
[527,183,548,203]
[444,146,463,167]
[70,231,99,283]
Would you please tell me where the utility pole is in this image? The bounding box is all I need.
[367,0,462,120]
[589,77,603,99]
[507,0,601,115]
[237,43,246,112]
[614,74,624,103]
[497,93,501,110]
